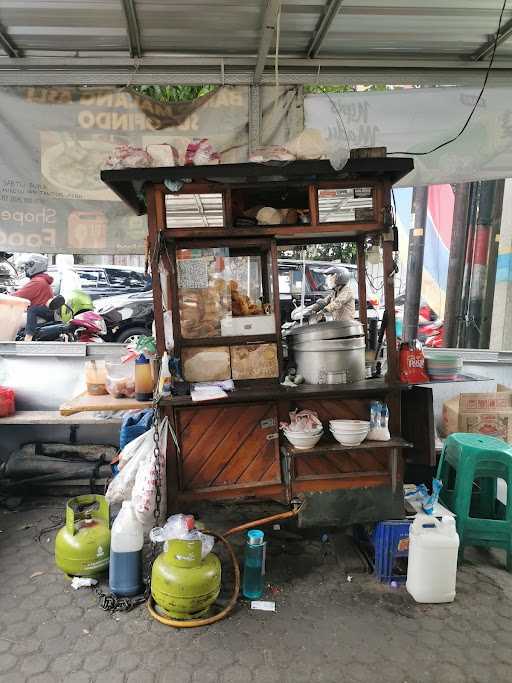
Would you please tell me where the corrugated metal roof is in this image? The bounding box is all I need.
[0,0,511,84]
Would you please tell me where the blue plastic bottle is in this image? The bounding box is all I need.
[109,501,144,597]
[242,529,266,599]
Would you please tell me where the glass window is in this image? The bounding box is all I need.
[166,193,224,228]
[177,247,275,339]
[76,269,101,287]
[318,187,374,223]
[106,268,144,288]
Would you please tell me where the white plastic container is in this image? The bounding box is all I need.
[0,294,30,341]
[406,514,459,603]
[109,501,144,597]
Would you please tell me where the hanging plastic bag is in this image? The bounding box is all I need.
[131,416,168,529]
[105,427,153,504]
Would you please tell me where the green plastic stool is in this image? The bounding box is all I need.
[437,432,512,571]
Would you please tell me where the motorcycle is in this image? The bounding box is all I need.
[424,320,444,348]
[16,296,108,342]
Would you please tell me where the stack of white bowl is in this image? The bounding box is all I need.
[283,425,323,449]
[329,420,370,446]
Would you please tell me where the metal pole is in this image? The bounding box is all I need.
[443,183,471,348]
[467,180,495,348]
[402,186,428,342]
[458,182,479,347]
[479,179,505,348]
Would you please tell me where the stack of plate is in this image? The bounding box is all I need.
[329,420,370,446]
[424,353,463,381]
[283,425,323,450]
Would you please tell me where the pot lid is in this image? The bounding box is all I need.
[288,320,364,342]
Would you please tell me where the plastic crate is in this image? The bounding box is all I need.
[371,520,411,583]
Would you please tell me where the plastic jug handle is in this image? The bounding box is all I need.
[413,513,441,533]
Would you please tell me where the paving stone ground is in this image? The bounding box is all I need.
[1,498,512,683]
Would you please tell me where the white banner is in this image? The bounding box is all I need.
[305,83,512,186]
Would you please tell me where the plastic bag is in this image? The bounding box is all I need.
[105,427,153,504]
[150,513,214,559]
[131,417,168,529]
[185,138,220,166]
[119,409,153,450]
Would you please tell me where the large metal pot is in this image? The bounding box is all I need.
[288,321,366,384]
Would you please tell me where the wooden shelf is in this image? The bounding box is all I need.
[100,158,414,215]
[161,378,407,409]
[60,392,151,416]
[0,410,123,425]
[282,435,412,457]
[162,222,379,242]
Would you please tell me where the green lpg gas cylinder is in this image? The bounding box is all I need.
[55,494,110,577]
[151,537,221,620]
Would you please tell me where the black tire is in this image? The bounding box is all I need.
[114,325,151,344]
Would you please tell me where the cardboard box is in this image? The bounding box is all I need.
[230,343,279,380]
[442,391,512,442]
[182,346,231,383]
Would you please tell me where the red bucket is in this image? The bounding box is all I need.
[0,387,15,417]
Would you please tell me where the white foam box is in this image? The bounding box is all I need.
[221,315,275,336]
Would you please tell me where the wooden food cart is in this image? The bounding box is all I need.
[101,156,414,526]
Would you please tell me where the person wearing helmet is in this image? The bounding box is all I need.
[304,266,355,322]
[14,254,54,341]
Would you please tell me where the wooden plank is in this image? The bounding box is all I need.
[0,411,123,425]
[181,404,267,488]
[282,435,412,457]
[163,222,381,241]
[357,238,368,338]
[177,482,286,502]
[270,239,283,377]
[146,184,166,357]
[292,474,389,494]
[60,392,151,416]
[162,378,404,409]
[382,181,399,382]
[190,405,271,487]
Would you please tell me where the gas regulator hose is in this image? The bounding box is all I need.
[147,530,240,628]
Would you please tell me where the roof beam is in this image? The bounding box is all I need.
[0,20,21,58]
[472,16,512,61]
[307,0,344,59]
[254,0,282,84]
[121,0,142,59]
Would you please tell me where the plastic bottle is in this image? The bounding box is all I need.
[109,501,144,597]
[242,529,266,599]
[135,354,154,401]
[406,514,459,603]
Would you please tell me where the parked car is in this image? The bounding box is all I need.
[48,265,151,301]
[94,290,154,343]
[95,259,380,343]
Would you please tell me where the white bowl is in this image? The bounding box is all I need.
[329,420,370,430]
[284,429,323,449]
[330,430,367,446]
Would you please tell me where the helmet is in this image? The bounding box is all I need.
[23,253,48,278]
[70,311,107,336]
[324,266,351,289]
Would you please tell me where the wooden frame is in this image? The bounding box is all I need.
[101,159,411,516]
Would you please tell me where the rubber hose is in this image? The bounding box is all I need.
[224,503,303,538]
[147,530,240,629]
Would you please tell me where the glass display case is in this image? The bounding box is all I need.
[176,246,276,340]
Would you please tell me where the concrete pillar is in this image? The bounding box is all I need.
[490,178,512,351]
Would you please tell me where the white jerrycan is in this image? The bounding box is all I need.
[406,514,459,603]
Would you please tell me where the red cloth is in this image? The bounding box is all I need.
[14,273,54,307]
